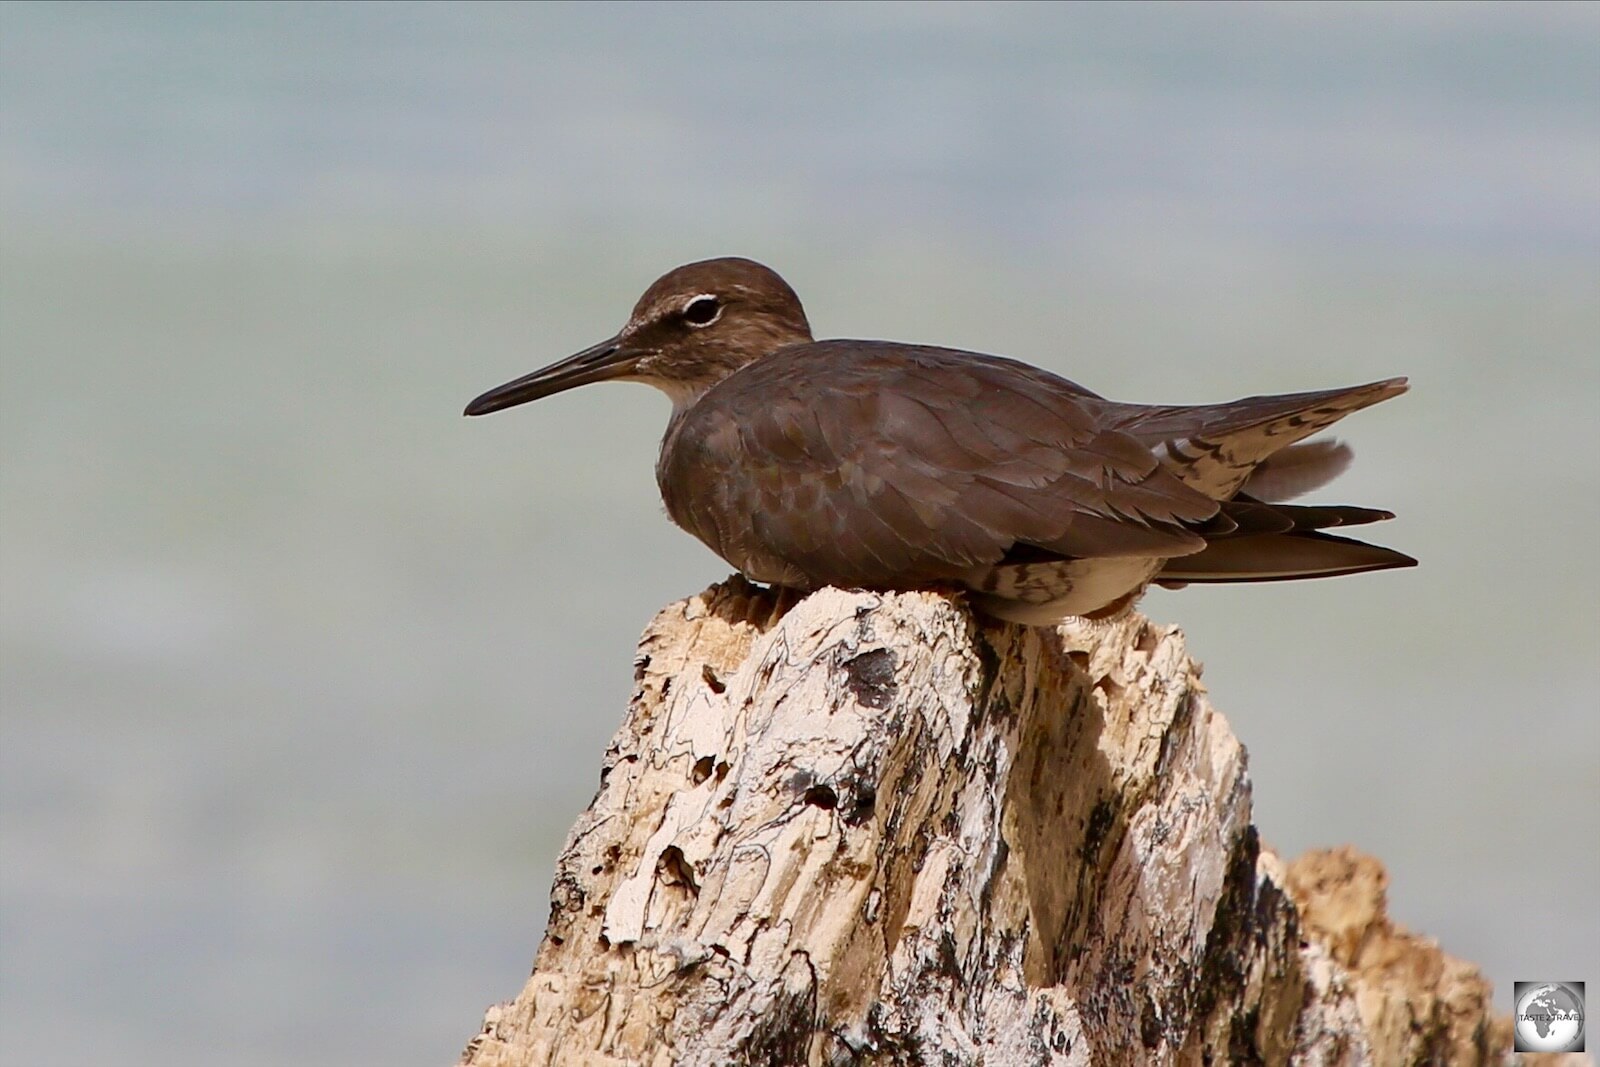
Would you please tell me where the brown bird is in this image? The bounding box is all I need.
[465,257,1414,625]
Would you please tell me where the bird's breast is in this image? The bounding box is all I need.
[656,412,813,589]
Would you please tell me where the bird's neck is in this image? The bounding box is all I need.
[653,376,721,419]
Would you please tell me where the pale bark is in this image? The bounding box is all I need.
[458,579,1541,1066]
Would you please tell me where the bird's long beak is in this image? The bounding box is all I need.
[463,335,639,416]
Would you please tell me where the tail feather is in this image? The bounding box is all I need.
[1156,530,1417,584]
[1241,439,1353,501]
[1204,498,1396,538]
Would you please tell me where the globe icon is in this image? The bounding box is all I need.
[1515,983,1584,1053]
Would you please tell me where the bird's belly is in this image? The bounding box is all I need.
[964,557,1164,624]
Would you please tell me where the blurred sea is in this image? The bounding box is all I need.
[2,3,1597,1063]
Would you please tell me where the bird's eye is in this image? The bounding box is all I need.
[682,295,721,327]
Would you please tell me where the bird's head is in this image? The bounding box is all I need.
[464,257,813,417]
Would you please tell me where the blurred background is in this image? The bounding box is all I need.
[2,2,1596,1063]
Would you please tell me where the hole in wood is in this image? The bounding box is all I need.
[701,663,727,693]
[691,755,715,785]
[657,846,699,893]
[802,784,838,810]
[845,786,877,827]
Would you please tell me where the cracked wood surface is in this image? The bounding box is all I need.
[459,578,1540,1066]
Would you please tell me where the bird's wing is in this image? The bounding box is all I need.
[1102,378,1407,499]
[663,343,1221,588]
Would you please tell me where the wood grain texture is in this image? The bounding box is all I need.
[458,579,1543,1067]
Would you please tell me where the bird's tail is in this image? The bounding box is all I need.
[1239,438,1352,501]
[1159,497,1415,584]
[1156,530,1416,584]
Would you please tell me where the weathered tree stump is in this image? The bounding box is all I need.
[458,579,1537,1066]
